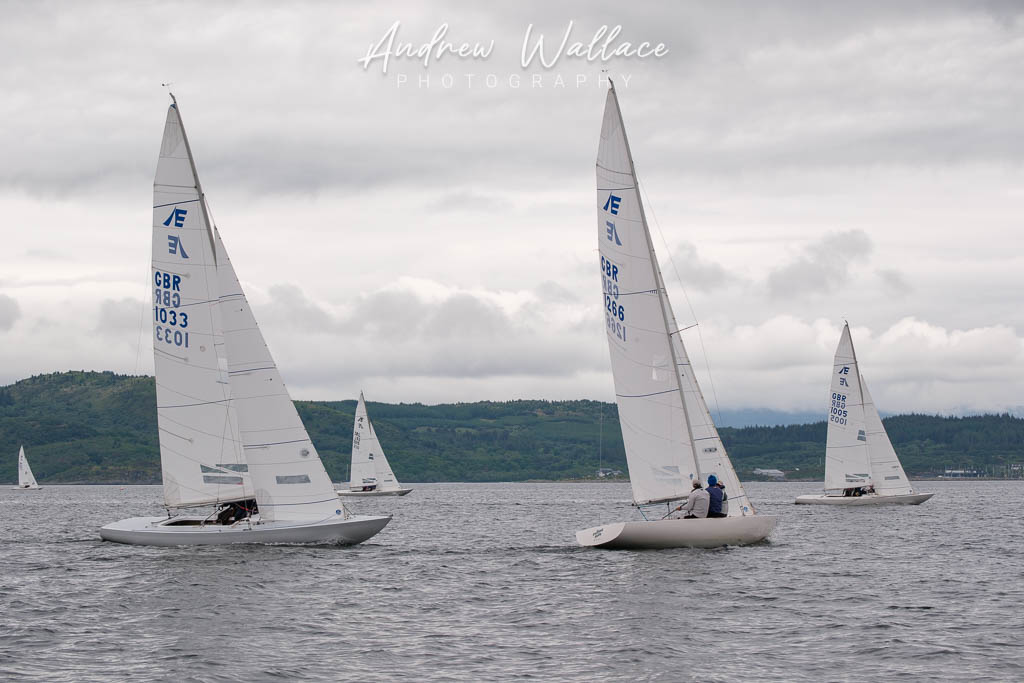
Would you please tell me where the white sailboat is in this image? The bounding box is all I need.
[576,82,777,549]
[12,446,41,490]
[795,323,934,506]
[338,392,413,497]
[100,95,391,545]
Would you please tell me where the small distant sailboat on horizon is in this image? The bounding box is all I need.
[12,446,41,490]
[338,392,412,497]
[99,95,391,545]
[575,81,777,549]
[795,322,934,506]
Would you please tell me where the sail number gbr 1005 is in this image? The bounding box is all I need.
[601,255,627,342]
[154,270,190,349]
[830,392,848,425]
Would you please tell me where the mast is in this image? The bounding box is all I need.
[608,80,702,482]
[168,93,218,264]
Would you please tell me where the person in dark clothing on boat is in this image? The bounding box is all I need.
[706,474,727,518]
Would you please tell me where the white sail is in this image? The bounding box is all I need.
[214,228,344,522]
[861,375,913,495]
[824,323,872,491]
[152,102,253,508]
[597,84,702,505]
[349,393,402,492]
[672,335,754,516]
[17,446,39,489]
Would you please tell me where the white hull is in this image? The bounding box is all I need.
[99,513,391,546]
[11,486,42,490]
[337,487,413,497]
[795,492,934,506]
[576,515,778,549]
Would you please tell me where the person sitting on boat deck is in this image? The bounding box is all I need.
[674,479,709,519]
[717,480,729,515]
[706,474,727,518]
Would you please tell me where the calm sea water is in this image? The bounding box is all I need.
[0,481,1021,682]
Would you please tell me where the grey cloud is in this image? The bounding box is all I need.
[0,294,21,331]
[877,268,913,295]
[534,280,578,303]
[663,242,737,291]
[95,298,143,336]
[263,284,340,332]
[767,230,872,298]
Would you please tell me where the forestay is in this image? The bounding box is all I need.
[596,84,698,506]
[152,102,253,508]
[215,228,343,522]
[861,375,913,495]
[824,323,872,491]
[18,446,38,488]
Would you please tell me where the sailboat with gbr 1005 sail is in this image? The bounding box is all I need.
[575,81,777,549]
[338,392,413,497]
[795,323,934,506]
[99,96,390,545]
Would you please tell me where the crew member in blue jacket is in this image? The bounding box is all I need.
[706,474,727,518]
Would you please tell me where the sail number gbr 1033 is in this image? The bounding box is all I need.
[601,255,627,342]
[154,270,190,349]
[830,392,848,425]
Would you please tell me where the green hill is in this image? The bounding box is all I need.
[1,371,1022,484]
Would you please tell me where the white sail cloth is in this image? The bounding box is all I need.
[596,84,751,514]
[17,446,39,488]
[349,393,402,492]
[151,101,341,521]
[823,323,873,491]
[862,375,913,495]
[152,103,252,508]
[215,229,343,522]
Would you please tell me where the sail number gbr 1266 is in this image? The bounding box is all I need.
[601,255,627,341]
[154,270,190,349]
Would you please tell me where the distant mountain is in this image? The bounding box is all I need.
[2,371,1023,484]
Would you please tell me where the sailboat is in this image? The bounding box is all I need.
[338,392,413,497]
[795,323,934,506]
[99,95,391,545]
[11,446,41,490]
[576,82,777,549]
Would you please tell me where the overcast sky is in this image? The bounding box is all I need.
[1,1,1022,416]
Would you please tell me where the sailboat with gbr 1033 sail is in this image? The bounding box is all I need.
[99,95,391,545]
[575,81,777,549]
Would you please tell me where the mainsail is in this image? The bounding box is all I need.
[17,446,39,489]
[861,375,913,495]
[597,82,750,512]
[152,101,253,508]
[350,393,402,492]
[824,323,872,491]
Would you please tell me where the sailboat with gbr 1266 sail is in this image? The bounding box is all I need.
[99,96,390,545]
[576,81,777,549]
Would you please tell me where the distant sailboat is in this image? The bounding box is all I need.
[99,95,391,545]
[12,446,41,490]
[339,392,412,497]
[796,323,934,506]
[576,81,777,549]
